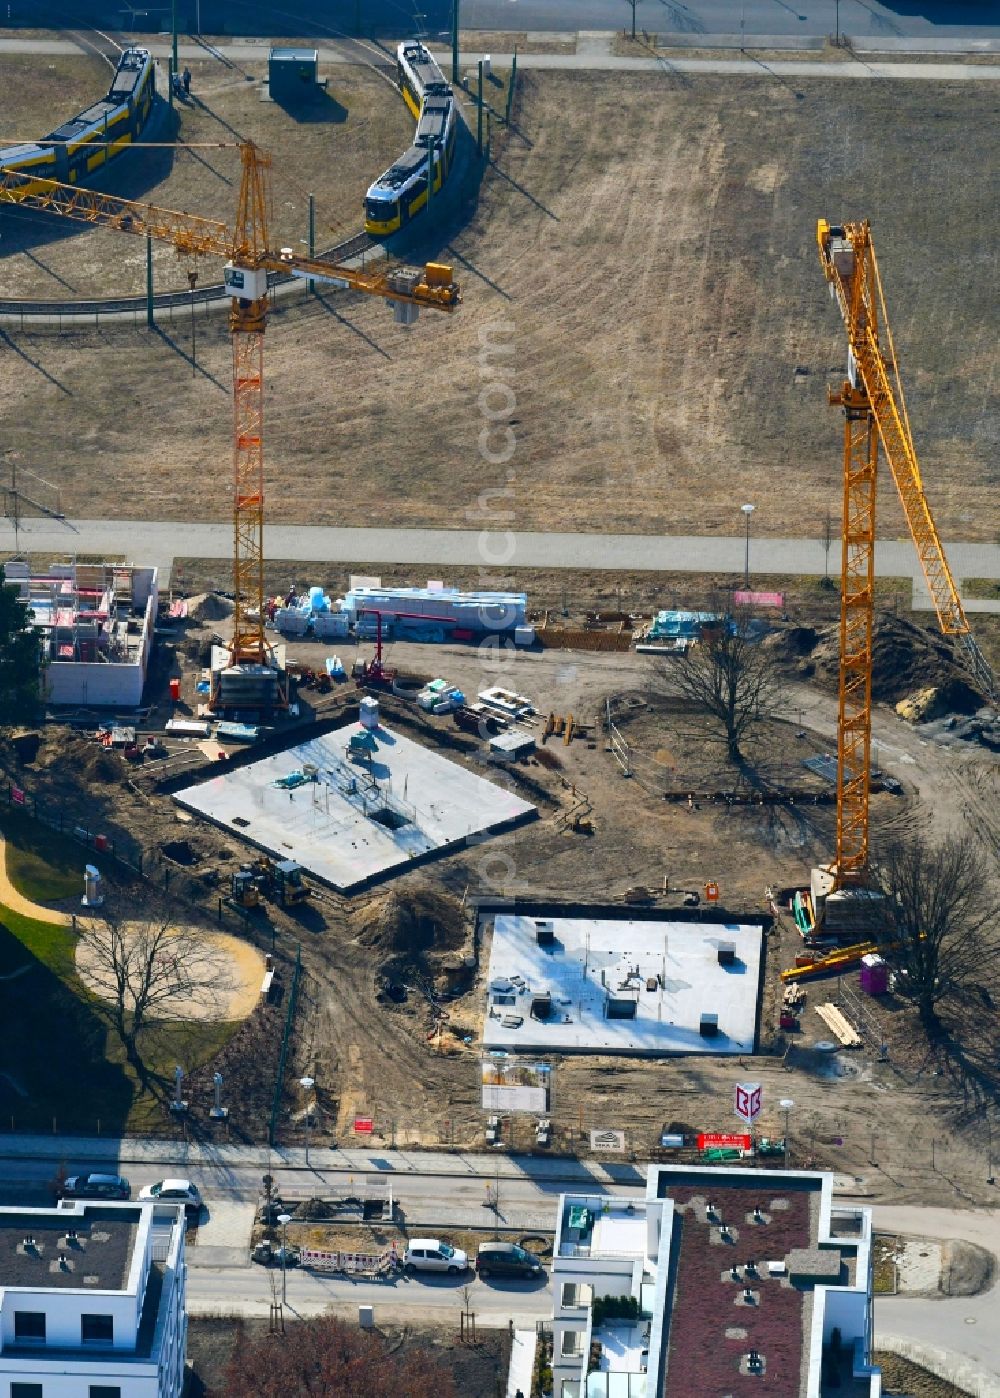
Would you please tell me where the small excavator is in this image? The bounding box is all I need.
[229,857,309,911]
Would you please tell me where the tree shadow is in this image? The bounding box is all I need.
[0,918,133,1134]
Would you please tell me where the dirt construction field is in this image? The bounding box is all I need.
[7,606,997,1202]
[1,69,998,540]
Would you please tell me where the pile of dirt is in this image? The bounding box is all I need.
[185,591,233,623]
[766,614,986,708]
[351,880,468,959]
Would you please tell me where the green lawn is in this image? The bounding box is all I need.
[1,814,84,905]
[0,900,241,1135]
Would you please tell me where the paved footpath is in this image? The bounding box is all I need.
[7,516,999,609]
[0,35,999,82]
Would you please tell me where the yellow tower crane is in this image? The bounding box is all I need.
[0,141,460,708]
[814,218,995,926]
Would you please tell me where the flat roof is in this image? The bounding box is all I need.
[0,1208,139,1291]
[657,1176,823,1398]
[175,724,536,893]
[484,914,762,1055]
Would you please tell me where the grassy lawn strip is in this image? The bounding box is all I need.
[1,813,84,905]
[962,578,1000,602]
[0,902,240,1136]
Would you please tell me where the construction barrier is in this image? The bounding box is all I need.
[300,1246,397,1275]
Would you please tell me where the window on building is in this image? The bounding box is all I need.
[560,1328,583,1357]
[13,1310,46,1342]
[11,1383,45,1398]
[81,1313,114,1344]
[560,1281,592,1309]
[88,1388,122,1398]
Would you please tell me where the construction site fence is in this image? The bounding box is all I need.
[269,943,302,1148]
[299,1247,397,1276]
[537,626,634,652]
[3,782,145,876]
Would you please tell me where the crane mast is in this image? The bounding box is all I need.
[817,218,995,901]
[0,144,460,706]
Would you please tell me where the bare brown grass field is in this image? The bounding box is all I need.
[0,69,997,543]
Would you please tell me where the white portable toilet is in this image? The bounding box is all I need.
[82,865,104,908]
[359,696,380,731]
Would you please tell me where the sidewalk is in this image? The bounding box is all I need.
[0,1132,644,1185]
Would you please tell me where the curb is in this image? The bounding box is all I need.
[876,1334,1000,1398]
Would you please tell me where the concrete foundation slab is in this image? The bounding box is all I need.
[484,914,762,1055]
[174,723,536,892]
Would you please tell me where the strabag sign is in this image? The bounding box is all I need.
[590,1129,626,1153]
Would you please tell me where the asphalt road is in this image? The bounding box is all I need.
[167,1,1000,43]
[6,516,1000,601]
[2,1138,999,1372]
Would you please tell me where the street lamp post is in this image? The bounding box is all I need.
[277,1212,292,1303]
[835,0,841,46]
[780,1098,794,1168]
[299,1076,315,1167]
[187,270,198,376]
[741,503,755,589]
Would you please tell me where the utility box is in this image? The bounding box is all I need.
[268,47,319,101]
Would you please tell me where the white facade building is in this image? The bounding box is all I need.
[550,1164,880,1398]
[0,1199,186,1398]
[4,561,158,709]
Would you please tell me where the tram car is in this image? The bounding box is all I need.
[0,47,155,200]
[364,41,457,237]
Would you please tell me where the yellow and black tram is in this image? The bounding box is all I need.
[0,47,154,197]
[364,41,457,237]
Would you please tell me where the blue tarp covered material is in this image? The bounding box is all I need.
[272,768,316,790]
[648,610,719,639]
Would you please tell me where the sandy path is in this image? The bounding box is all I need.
[75,923,264,1023]
[0,835,71,926]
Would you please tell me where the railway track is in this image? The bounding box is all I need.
[0,232,378,320]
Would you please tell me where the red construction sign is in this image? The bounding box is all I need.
[353,1116,374,1134]
[697,1132,751,1152]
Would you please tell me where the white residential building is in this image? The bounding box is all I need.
[551,1164,880,1397]
[0,1199,186,1398]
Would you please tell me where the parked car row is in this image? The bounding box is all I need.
[403,1238,544,1281]
[59,1173,202,1219]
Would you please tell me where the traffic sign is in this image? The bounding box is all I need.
[734,1082,762,1125]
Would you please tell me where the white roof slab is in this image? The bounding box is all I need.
[484,914,762,1055]
[174,723,536,892]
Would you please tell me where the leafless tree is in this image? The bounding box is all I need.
[869,833,998,1033]
[221,1313,456,1397]
[667,611,782,762]
[76,913,230,1068]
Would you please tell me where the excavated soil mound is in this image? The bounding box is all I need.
[351,880,467,958]
[186,591,234,623]
[766,615,985,707]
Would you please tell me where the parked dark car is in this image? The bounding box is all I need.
[61,1172,131,1201]
[475,1242,544,1280]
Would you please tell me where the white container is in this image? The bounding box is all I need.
[360,696,380,731]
